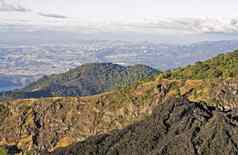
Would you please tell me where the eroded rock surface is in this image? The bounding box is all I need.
[51,97,238,155]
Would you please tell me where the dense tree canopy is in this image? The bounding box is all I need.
[161,50,238,79]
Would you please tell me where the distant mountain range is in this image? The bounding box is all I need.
[0,63,158,100]
[1,40,238,92]
[1,50,238,154]
[0,74,36,92]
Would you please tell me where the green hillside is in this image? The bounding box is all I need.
[0,63,159,100]
[161,49,238,79]
[0,50,238,154]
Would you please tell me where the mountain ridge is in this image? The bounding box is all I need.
[0,50,238,154]
[49,97,238,155]
[161,49,238,79]
[0,63,159,100]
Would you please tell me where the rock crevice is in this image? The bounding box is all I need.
[50,97,238,155]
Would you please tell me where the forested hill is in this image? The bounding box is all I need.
[0,63,159,100]
[1,50,238,154]
[161,50,238,79]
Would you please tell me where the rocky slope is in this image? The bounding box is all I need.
[0,78,238,154]
[0,50,238,154]
[0,93,157,154]
[50,97,238,155]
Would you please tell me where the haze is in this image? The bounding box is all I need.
[1,0,238,43]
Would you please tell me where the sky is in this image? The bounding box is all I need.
[1,0,238,43]
[5,0,238,18]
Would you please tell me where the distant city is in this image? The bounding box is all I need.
[1,39,238,91]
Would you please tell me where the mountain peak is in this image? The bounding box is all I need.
[0,63,159,100]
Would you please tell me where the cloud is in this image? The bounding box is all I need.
[0,0,30,12]
[118,18,238,34]
[1,13,238,36]
[38,12,68,19]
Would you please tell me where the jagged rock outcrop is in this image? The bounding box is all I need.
[0,94,157,154]
[1,78,238,154]
[50,97,238,155]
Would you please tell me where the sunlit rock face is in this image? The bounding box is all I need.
[51,97,238,155]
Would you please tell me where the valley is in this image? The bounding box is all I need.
[0,50,238,154]
[1,1,238,154]
[1,40,238,92]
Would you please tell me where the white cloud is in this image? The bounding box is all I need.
[0,0,238,35]
[0,0,30,12]
[115,18,238,34]
[2,16,238,35]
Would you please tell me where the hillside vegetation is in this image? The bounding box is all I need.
[0,50,238,154]
[1,78,238,154]
[161,50,238,79]
[0,63,158,100]
[50,97,238,155]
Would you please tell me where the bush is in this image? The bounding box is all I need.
[162,50,238,80]
[0,147,7,155]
